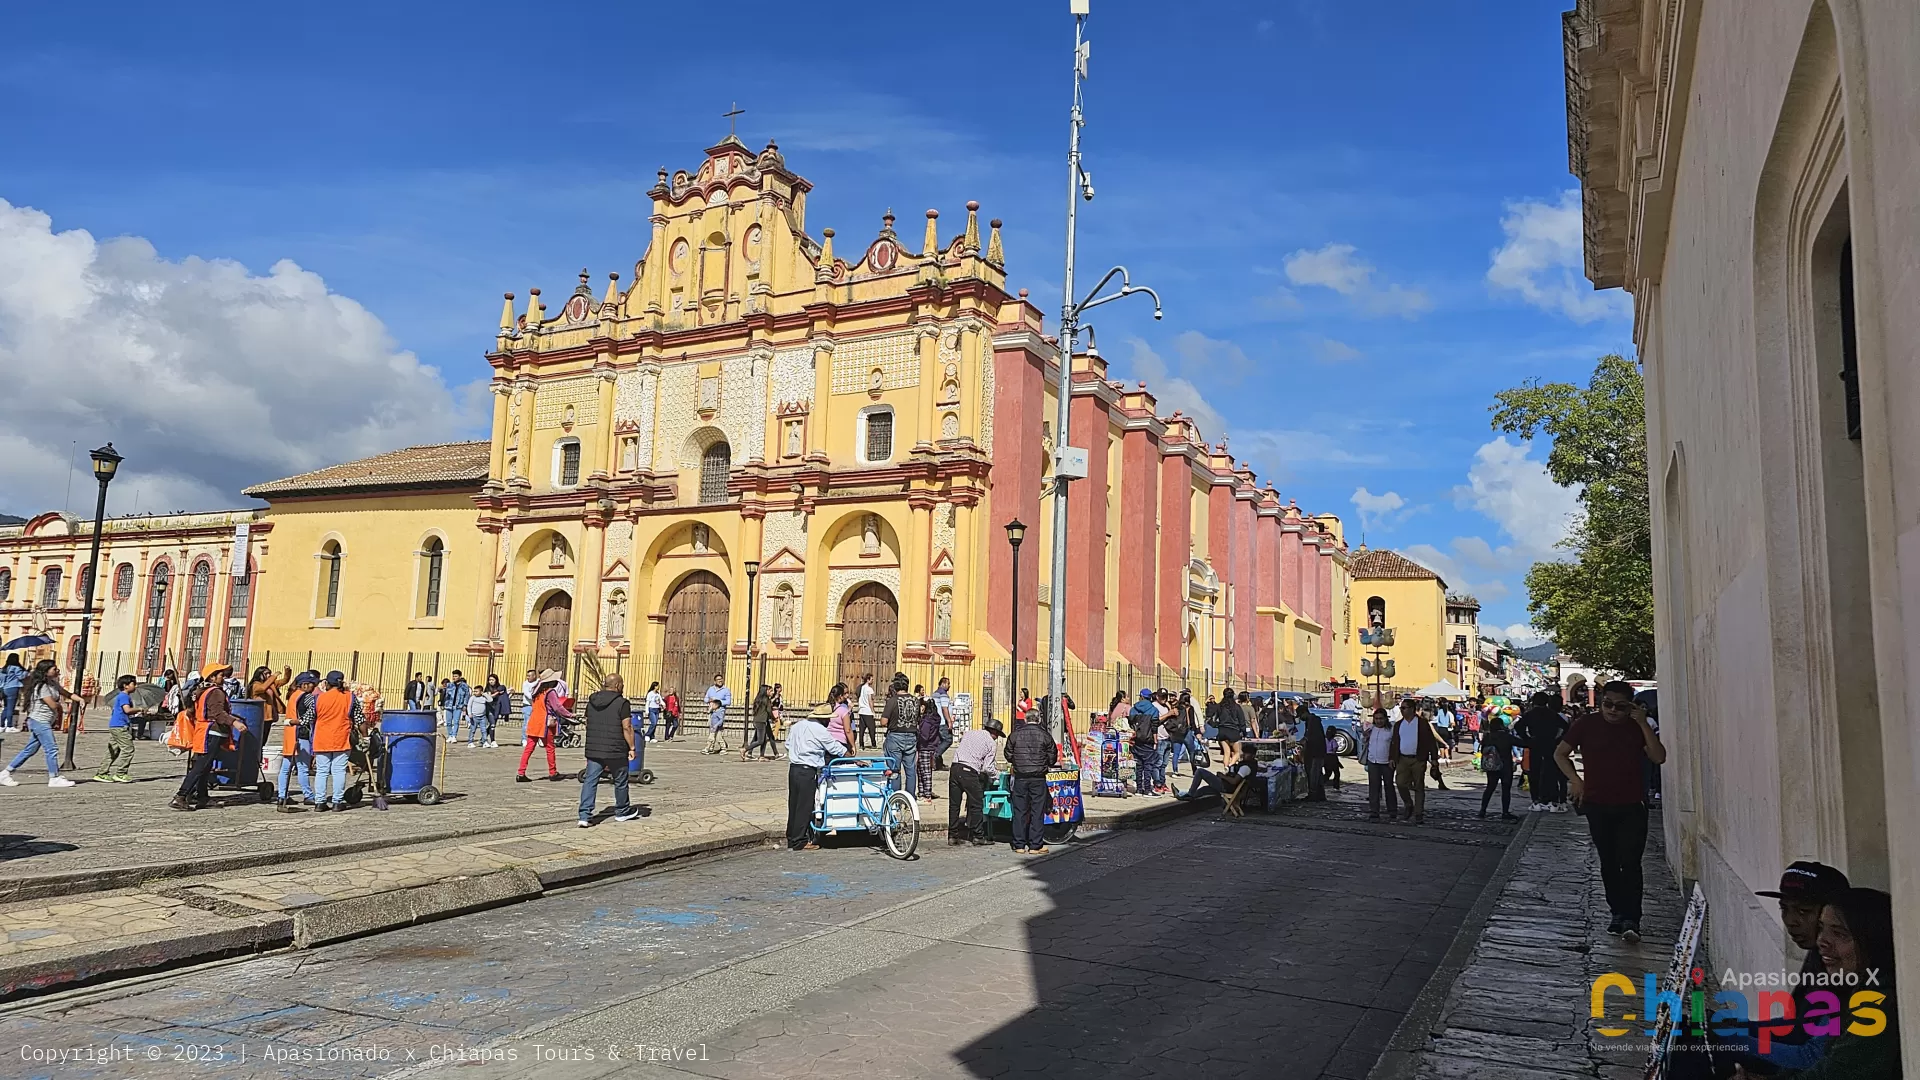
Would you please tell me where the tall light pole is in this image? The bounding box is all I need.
[1048,0,1162,742]
[1005,520,1026,716]
[742,558,759,745]
[63,443,122,771]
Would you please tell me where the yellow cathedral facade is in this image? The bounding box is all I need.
[5,134,1358,704]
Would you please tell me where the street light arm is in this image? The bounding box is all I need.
[1071,266,1164,321]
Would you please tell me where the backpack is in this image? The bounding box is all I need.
[1164,705,1191,740]
[1128,700,1160,745]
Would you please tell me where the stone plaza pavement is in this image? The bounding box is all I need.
[1380,806,1687,1080]
[0,727,1197,1000]
[0,767,1520,1080]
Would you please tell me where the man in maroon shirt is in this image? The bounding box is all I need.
[1555,679,1667,942]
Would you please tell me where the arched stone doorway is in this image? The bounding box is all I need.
[534,592,573,674]
[838,583,899,684]
[663,571,730,699]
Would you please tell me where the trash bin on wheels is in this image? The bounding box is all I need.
[214,698,272,801]
[379,708,445,805]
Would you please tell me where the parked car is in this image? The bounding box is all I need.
[1244,692,1363,757]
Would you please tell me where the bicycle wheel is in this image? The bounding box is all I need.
[881,790,920,860]
[1042,821,1078,845]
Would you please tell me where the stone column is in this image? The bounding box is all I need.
[509,375,537,487]
[487,380,511,481]
[471,521,504,651]
[592,361,617,480]
[809,337,835,456]
[737,505,766,655]
[918,325,941,448]
[577,508,607,652]
[949,496,977,654]
[902,494,935,654]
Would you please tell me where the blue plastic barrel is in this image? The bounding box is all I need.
[216,698,267,790]
[382,709,438,797]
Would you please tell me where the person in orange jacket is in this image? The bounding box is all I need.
[275,670,319,812]
[170,662,237,811]
[298,670,364,812]
[516,669,570,782]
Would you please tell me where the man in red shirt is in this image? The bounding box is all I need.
[1555,679,1667,941]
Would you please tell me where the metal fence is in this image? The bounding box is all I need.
[77,648,1414,735]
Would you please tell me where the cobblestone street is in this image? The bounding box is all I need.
[0,762,1520,1079]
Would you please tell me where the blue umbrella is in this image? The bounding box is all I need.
[0,635,54,651]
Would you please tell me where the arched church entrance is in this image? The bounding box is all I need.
[838,583,899,685]
[663,571,731,700]
[534,592,573,674]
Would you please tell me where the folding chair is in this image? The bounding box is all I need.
[1223,780,1251,818]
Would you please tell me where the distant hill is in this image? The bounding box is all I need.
[0,514,25,527]
[1513,642,1559,664]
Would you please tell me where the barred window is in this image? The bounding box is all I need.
[864,409,894,462]
[114,563,134,600]
[41,567,62,607]
[699,441,731,504]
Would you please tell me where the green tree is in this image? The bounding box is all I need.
[1491,354,1655,679]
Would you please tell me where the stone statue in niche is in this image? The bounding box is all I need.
[550,535,567,568]
[932,589,953,642]
[561,403,577,431]
[698,376,720,412]
[506,455,519,480]
[773,589,794,640]
[785,420,804,458]
[860,514,880,557]
[692,523,710,553]
[869,368,885,393]
[940,412,959,439]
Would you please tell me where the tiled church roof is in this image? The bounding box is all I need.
[244,442,490,500]
[1350,547,1443,583]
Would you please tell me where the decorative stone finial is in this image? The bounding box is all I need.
[964,201,981,252]
[525,287,541,326]
[986,218,1005,265]
[923,209,940,257]
[882,208,896,234]
[499,292,516,331]
[602,272,619,306]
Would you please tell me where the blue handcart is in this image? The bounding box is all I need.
[812,754,921,859]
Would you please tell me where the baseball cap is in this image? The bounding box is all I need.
[1756,861,1850,901]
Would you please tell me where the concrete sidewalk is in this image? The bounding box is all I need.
[0,755,1200,1002]
[1372,805,1686,1080]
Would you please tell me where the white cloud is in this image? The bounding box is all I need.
[1453,437,1581,557]
[1123,338,1227,443]
[0,198,473,517]
[1499,623,1548,648]
[1283,243,1432,319]
[1170,330,1255,384]
[1313,336,1363,363]
[1351,487,1404,516]
[1486,189,1631,323]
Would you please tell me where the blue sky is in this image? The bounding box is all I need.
[0,0,1631,643]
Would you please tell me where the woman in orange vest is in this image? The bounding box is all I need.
[298,670,363,812]
[516,669,570,782]
[170,662,237,812]
[275,670,318,812]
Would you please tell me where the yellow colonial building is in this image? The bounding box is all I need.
[1347,548,1448,698]
[226,134,1353,703]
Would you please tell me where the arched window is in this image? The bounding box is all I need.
[0,567,9,600]
[699,441,731,504]
[420,536,445,618]
[41,567,62,607]
[67,636,81,669]
[142,563,171,672]
[224,566,253,668]
[183,560,212,671]
[1366,596,1387,630]
[113,563,134,600]
[319,541,343,619]
[605,589,628,643]
[76,565,91,600]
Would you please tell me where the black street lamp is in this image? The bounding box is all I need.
[1004,520,1026,704]
[742,558,760,747]
[63,443,122,771]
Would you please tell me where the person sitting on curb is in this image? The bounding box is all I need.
[1177,744,1259,803]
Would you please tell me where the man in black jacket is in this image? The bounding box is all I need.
[1298,701,1327,801]
[1513,693,1569,811]
[579,674,641,827]
[1005,715,1058,855]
